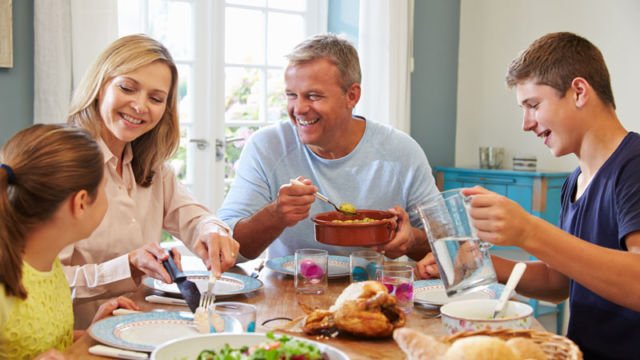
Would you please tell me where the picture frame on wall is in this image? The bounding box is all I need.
[0,0,13,68]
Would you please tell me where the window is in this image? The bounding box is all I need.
[118,0,327,208]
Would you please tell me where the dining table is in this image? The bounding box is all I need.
[65,258,544,359]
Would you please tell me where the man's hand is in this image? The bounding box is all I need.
[273,177,317,227]
[377,205,414,258]
[192,224,240,278]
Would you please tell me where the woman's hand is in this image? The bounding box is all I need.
[128,242,177,283]
[193,223,240,278]
[91,296,140,324]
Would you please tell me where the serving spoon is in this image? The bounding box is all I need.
[492,262,527,318]
[290,179,356,215]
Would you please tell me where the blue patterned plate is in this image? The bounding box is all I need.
[266,255,350,278]
[414,279,505,306]
[143,271,262,298]
[89,311,239,352]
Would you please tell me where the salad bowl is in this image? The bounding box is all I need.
[151,332,349,360]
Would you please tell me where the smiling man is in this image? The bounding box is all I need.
[436,32,640,359]
[218,34,439,261]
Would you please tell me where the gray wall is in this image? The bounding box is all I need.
[328,0,461,169]
[0,0,33,145]
[328,0,359,43]
[411,0,460,168]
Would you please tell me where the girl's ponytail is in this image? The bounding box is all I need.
[0,124,103,299]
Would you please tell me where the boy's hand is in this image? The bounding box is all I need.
[416,252,440,279]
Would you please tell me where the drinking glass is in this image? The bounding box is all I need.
[415,189,497,297]
[376,264,414,313]
[350,250,384,282]
[208,302,257,333]
[294,249,328,295]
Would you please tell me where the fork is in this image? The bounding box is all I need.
[199,272,216,310]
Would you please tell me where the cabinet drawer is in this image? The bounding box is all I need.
[449,175,516,185]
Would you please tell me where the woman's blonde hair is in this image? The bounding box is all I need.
[0,124,104,299]
[67,34,180,187]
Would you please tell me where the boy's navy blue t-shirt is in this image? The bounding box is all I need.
[560,132,640,360]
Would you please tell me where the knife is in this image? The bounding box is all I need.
[144,294,187,306]
[89,345,148,359]
[161,250,201,313]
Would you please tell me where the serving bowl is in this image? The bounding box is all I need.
[440,299,533,334]
[151,332,349,360]
[312,210,397,246]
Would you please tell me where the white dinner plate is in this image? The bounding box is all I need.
[265,255,350,278]
[413,279,505,306]
[89,311,239,352]
[151,332,349,360]
[142,271,262,298]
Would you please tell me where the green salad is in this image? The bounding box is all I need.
[195,332,327,360]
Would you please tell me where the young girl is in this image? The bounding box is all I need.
[0,124,137,359]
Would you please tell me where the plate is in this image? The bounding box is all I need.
[142,271,262,298]
[151,332,349,360]
[89,311,239,352]
[413,279,505,306]
[265,255,349,278]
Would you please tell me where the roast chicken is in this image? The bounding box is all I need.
[302,280,406,338]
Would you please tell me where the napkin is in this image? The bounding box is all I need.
[89,345,148,359]
[145,294,187,306]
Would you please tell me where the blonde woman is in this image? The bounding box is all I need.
[65,34,239,328]
[0,124,138,359]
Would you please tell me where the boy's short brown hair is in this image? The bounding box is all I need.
[506,32,615,109]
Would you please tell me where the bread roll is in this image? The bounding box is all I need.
[393,328,449,360]
[506,338,546,360]
[444,336,518,360]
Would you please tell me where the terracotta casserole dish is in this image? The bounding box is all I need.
[312,210,397,247]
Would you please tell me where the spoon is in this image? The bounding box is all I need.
[492,262,527,319]
[290,179,356,215]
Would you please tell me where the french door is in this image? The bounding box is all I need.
[118,0,327,209]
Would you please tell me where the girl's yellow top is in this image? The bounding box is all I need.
[0,259,74,359]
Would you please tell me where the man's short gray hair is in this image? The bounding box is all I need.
[285,33,361,91]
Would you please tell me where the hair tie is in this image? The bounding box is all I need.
[0,164,16,184]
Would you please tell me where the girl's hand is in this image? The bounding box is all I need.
[33,349,67,360]
[91,296,140,324]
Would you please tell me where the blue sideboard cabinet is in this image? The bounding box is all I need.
[434,166,572,334]
[433,167,570,225]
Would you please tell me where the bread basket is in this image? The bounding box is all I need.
[442,328,582,360]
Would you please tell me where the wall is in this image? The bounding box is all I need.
[326,0,461,169]
[0,0,33,145]
[410,0,460,168]
[328,0,358,43]
[456,0,640,171]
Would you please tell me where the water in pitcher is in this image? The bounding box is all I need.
[431,236,496,297]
